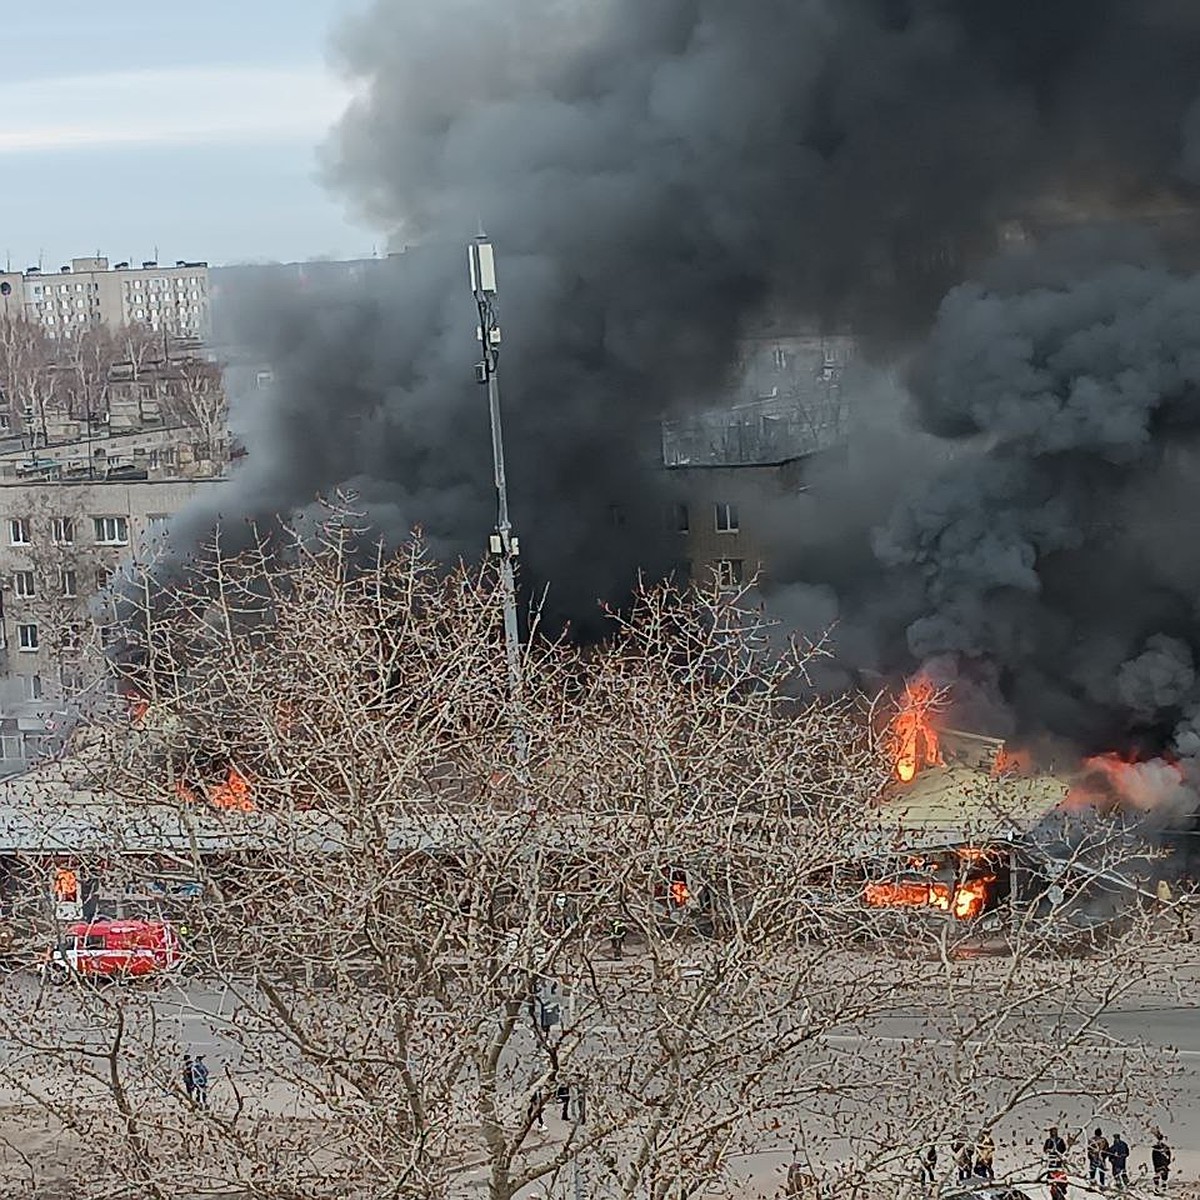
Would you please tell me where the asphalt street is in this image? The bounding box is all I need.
[0,971,1194,1198]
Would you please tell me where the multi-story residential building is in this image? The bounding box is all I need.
[0,475,226,771]
[11,257,211,341]
[662,332,855,588]
[0,316,229,773]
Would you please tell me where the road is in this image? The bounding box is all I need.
[0,970,1196,1198]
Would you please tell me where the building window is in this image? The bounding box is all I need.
[669,503,689,534]
[608,505,627,529]
[51,516,74,545]
[13,570,35,598]
[17,623,38,652]
[93,515,129,545]
[146,513,169,535]
[715,559,744,589]
[60,569,77,598]
[23,674,43,701]
[714,502,739,534]
[95,567,113,591]
[0,413,9,432]
[8,517,30,545]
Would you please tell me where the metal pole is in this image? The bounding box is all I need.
[469,233,526,765]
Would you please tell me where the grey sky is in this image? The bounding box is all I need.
[0,0,376,269]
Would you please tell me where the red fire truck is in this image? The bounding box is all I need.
[43,919,183,985]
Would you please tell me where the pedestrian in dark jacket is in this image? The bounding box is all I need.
[182,1054,195,1103]
[952,1136,973,1182]
[920,1144,937,1187]
[1151,1135,1172,1193]
[191,1055,209,1108]
[1107,1133,1130,1189]
[1044,1126,1068,1171]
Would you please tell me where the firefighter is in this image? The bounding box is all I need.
[1151,1133,1172,1193]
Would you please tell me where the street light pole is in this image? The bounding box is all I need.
[469,232,526,765]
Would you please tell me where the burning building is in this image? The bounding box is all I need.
[850,688,1185,933]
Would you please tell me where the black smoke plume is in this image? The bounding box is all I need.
[197,0,1200,747]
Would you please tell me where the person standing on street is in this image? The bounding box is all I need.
[975,1131,996,1181]
[182,1054,195,1104]
[1107,1132,1130,1190]
[609,916,627,960]
[1088,1129,1110,1188]
[952,1135,973,1182]
[1044,1126,1068,1171]
[1044,1125,1069,1200]
[528,1087,546,1132]
[192,1055,210,1109]
[557,1082,571,1121]
[920,1143,938,1188]
[1151,1133,1172,1193]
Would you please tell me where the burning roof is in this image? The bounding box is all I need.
[869,703,1072,854]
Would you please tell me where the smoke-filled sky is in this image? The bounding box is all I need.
[204,0,1200,753]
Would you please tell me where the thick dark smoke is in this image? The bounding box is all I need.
[196,0,1200,772]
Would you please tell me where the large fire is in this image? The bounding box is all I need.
[864,848,999,921]
[177,767,254,812]
[889,677,942,783]
[864,876,995,921]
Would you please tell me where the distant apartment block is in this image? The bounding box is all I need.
[0,257,211,342]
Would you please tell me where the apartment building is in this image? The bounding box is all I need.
[0,476,225,769]
[10,257,211,341]
[663,333,854,588]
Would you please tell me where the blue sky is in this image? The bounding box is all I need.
[0,1,378,268]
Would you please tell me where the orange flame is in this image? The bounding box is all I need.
[175,768,253,812]
[210,767,254,812]
[889,677,942,783]
[53,868,79,902]
[864,874,996,921]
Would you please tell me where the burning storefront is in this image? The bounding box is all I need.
[849,683,1193,937]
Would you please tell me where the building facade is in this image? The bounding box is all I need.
[8,257,211,341]
[663,333,854,588]
[0,477,225,769]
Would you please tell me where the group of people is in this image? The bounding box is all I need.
[923,1132,996,1186]
[922,1125,1174,1194]
[181,1053,210,1108]
[1057,1125,1173,1194]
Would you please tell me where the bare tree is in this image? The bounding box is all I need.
[160,358,227,455]
[0,513,1185,1200]
[0,319,61,449]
